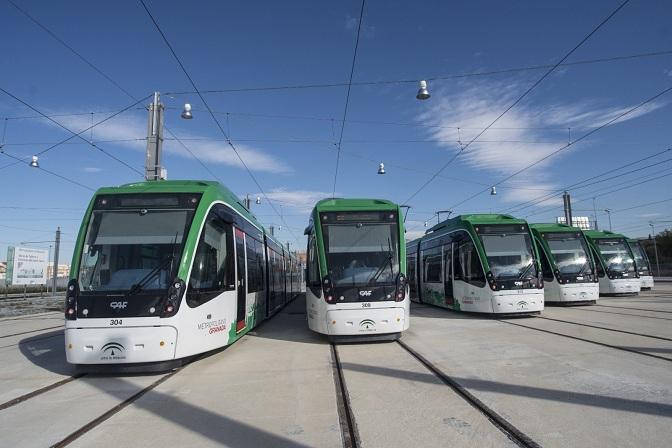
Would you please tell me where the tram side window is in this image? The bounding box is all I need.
[592,247,605,277]
[407,255,417,293]
[443,244,452,282]
[307,236,320,285]
[423,247,442,283]
[187,213,234,307]
[246,236,265,293]
[455,237,485,287]
[540,246,554,281]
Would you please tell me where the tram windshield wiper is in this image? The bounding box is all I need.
[367,239,395,285]
[517,261,535,280]
[120,254,175,300]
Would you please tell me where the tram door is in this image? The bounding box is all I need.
[235,228,247,332]
[443,242,454,306]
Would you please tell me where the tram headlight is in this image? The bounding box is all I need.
[65,279,79,320]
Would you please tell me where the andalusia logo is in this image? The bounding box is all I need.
[359,319,376,329]
[101,342,125,356]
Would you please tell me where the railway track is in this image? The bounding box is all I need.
[593,304,672,314]
[330,341,542,448]
[563,307,672,321]
[536,316,672,341]
[499,319,672,363]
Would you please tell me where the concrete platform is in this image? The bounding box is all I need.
[1,287,671,448]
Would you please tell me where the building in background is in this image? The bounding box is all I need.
[47,264,70,279]
[556,216,591,230]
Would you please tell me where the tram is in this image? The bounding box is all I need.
[627,238,654,290]
[583,230,640,295]
[304,198,409,341]
[407,214,544,314]
[65,180,301,370]
[529,223,599,304]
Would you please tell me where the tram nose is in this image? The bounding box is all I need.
[65,325,178,364]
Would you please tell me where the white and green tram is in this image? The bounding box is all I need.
[407,214,544,314]
[304,198,409,341]
[530,223,599,304]
[65,180,301,371]
[628,238,654,290]
[583,230,640,295]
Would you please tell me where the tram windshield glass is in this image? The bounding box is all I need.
[543,232,593,275]
[78,194,198,293]
[476,224,536,280]
[629,242,650,275]
[595,239,635,274]
[320,211,399,286]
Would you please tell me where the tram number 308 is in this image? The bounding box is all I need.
[109,319,123,326]
[362,303,371,308]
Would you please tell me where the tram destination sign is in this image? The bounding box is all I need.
[5,246,49,286]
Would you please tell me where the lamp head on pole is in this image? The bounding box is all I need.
[255,196,261,205]
[416,80,430,100]
[377,162,386,175]
[181,103,193,119]
[490,186,497,195]
[29,155,39,168]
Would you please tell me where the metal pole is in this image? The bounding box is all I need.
[566,192,573,227]
[145,92,164,181]
[592,197,599,230]
[650,223,661,277]
[243,194,250,209]
[605,209,612,231]
[52,227,60,295]
[563,191,572,226]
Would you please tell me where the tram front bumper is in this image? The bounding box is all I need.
[601,278,640,295]
[558,283,599,302]
[491,290,544,313]
[640,276,654,289]
[326,307,406,336]
[65,325,178,365]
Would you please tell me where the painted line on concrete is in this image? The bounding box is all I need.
[536,316,672,341]
[499,320,672,363]
[0,374,84,412]
[330,344,360,448]
[396,339,541,448]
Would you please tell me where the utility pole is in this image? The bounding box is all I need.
[650,222,661,277]
[145,92,165,181]
[562,191,573,227]
[270,225,275,236]
[52,227,60,296]
[592,197,599,230]
[604,209,612,231]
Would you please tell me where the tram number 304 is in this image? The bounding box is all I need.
[109,319,123,326]
[362,303,371,308]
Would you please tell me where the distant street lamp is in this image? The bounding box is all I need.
[29,155,39,168]
[490,186,497,196]
[604,209,612,231]
[416,80,430,100]
[649,222,661,277]
[377,162,386,175]
[181,103,193,119]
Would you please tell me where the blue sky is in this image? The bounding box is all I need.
[1,0,671,263]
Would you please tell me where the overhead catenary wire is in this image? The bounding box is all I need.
[402,0,632,208]
[0,87,147,175]
[163,48,671,96]
[0,151,94,191]
[137,0,299,242]
[440,84,672,217]
[501,147,672,214]
[331,0,366,197]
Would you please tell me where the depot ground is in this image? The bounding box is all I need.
[1,285,671,448]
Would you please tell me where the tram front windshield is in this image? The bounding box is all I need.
[629,242,650,275]
[476,224,536,280]
[320,211,399,286]
[595,239,635,274]
[543,232,593,275]
[78,194,198,293]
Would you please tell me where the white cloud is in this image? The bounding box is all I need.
[44,113,292,174]
[418,80,666,203]
[83,167,102,173]
[258,188,335,213]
